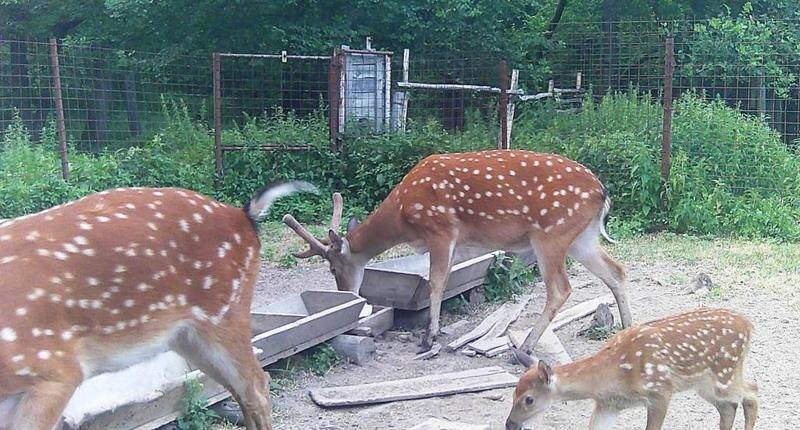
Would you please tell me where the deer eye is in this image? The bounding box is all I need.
[524,395,535,406]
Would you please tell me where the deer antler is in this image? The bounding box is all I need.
[284,193,346,259]
[330,192,343,232]
[283,214,329,258]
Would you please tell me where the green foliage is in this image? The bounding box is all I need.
[265,343,343,393]
[483,254,537,303]
[1,90,799,241]
[516,90,800,241]
[177,379,219,430]
[443,294,469,314]
[683,3,800,98]
[578,324,621,341]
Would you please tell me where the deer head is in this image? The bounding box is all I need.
[506,348,557,430]
[282,193,368,293]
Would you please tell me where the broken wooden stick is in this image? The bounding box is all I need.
[508,294,615,348]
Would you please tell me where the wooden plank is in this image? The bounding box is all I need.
[508,294,615,348]
[467,295,531,353]
[309,366,518,408]
[408,418,490,430]
[445,305,507,351]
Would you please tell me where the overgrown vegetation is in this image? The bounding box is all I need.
[1,91,799,240]
[177,379,219,430]
[483,253,538,303]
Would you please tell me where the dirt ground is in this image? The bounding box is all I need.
[249,233,799,430]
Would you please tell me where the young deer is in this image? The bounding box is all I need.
[283,149,630,351]
[506,308,759,430]
[0,181,316,430]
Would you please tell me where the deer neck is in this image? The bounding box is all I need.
[552,355,613,402]
[346,196,409,261]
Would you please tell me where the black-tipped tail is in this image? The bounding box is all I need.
[243,181,318,224]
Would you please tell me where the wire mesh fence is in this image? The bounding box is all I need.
[2,21,800,199]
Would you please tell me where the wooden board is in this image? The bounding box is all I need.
[408,418,490,430]
[508,294,615,348]
[309,366,517,407]
[467,295,531,354]
[445,305,506,351]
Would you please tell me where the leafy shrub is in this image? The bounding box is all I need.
[177,379,219,430]
[483,253,537,303]
[1,91,798,241]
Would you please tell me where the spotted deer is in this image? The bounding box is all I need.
[283,149,630,351]
[506,308,759,430]
[0,181,316,430]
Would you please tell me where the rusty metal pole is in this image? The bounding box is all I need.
[328,48,342,151]
[498,60,509,150]
[661,37,675,185]
[212,53,223,182]
[48,38,70,181]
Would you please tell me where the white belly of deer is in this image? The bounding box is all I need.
[76,324,179,378]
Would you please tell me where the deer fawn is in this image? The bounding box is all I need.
[284,149,630,351]
[506,308,759,430]
[0,181,316,430]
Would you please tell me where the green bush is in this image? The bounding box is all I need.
[1,91,798,241]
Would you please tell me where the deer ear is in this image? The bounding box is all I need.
[510,347,535,369]
[346,216,360,233]
[328,229,343,248]
[537,360,554,385]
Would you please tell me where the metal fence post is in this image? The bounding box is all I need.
[328,48,343,151]
[212,53,223,181]
[661,37,675,188]
[48,38,69,181]
[498,59,509,149]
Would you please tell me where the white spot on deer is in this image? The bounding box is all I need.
[539,192,546,200]
[581,192,590,199]
[0,256,18,264]
[179,219,190,233]
[0,234,10,241]
[74,236,89,245]
[137,283,152,292]
[1,327,17,342]
[540,208,548,216]
[193,213,203,223]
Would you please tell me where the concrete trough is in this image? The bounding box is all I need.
[360,249,536,310]
[60,290,365,430]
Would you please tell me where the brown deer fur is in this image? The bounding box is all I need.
[0,181,316,430]
[284,149,630,351]
[506,308,758,430]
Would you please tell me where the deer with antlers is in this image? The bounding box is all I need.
[0,181,316,430]
[506,308,759,430]
[283,149,631,351]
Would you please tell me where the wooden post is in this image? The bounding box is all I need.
[212,53,223,181]
[328,48,343,151]
[402,49,410,83]
[661,37,675,186]
[504,69,520,148]
[48,38,69,181]
[498,60,509,149]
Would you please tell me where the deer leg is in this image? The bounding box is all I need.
[420,236,456,352]
[173,322,272,430]
[741,382,758,430]
[588,402,619,430]
[569,227,631,328]
[644,393,671,430]
[519,244,571,352]
[10,368,81,430]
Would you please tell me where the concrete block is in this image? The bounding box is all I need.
[329,335,375,365]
